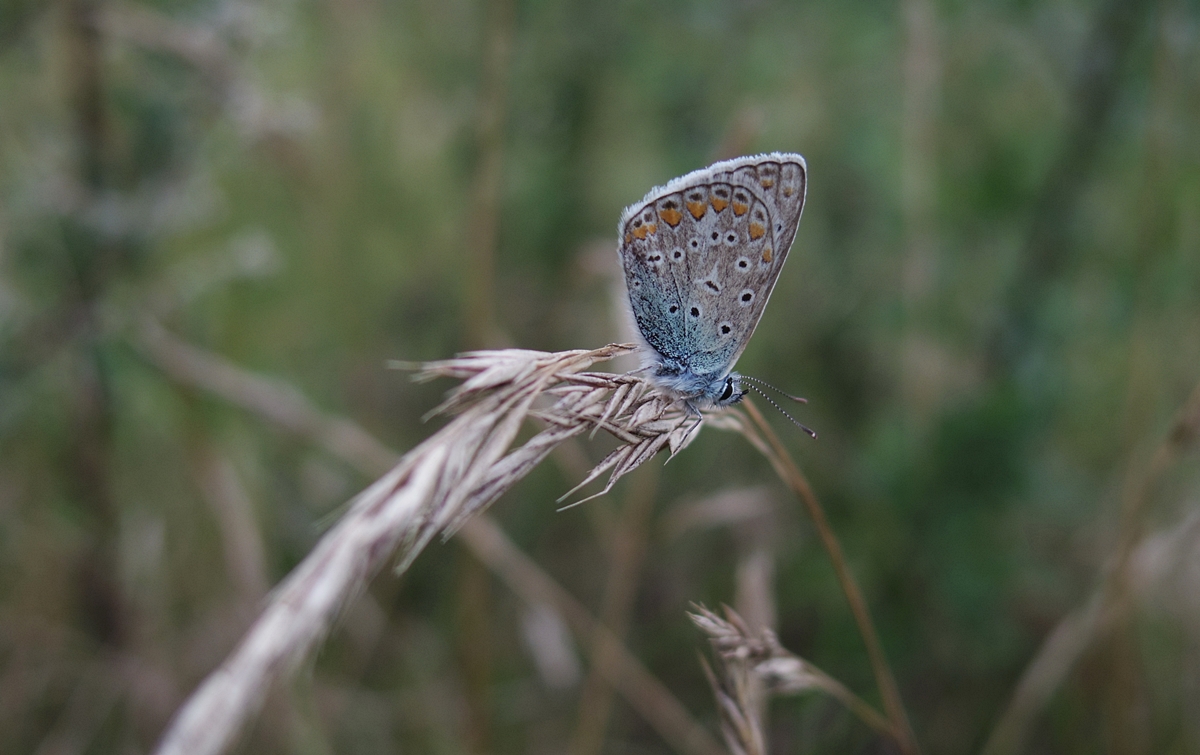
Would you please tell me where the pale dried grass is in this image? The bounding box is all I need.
[153,342,709,755]
[689,604,895,755]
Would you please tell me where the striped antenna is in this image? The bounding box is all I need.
[740,375,808,404]
[743,382,817,439]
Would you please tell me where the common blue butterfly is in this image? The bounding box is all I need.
[618,153,807,412]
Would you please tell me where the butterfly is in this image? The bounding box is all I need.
[617,153,807,413]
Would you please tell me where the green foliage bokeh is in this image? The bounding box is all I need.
[2,0,1199,752]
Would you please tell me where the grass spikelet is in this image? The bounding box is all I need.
[153,342,716,755]
[689,604,897,751]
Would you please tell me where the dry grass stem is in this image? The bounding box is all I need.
[190,447,271,606]
[461,517,726,755]
[667,486,781,735]
[708,400,921,755]
[981,378,1200,755]
[689,605,895,753]
[138,320,723,755]
[692,605,766,755]
[699,653,765,755]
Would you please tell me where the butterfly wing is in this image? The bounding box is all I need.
[619,197,690,368]
[618,154,807,379]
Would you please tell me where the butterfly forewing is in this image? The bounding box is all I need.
[619,153,807,383]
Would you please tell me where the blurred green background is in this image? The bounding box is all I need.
[3,0,1200,752]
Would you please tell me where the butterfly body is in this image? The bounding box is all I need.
[617,153,807,408]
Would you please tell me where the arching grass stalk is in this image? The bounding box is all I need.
[707,401,921,755]
[152,342,710,755]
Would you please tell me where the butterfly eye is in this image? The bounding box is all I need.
[719,379,734,402]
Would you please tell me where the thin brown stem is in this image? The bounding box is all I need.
[738,398,919,755]
[809,666,895,738]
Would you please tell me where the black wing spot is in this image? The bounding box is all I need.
[719,323,732,335]
[739,290,754,306]
[704,280,720,292]
[737,258,749,269]
[711,231,719,240]
[725,232,737,243]
[668,304,678,313]
[673,249,683,260]
[689,239,700,249]
[690,306,700,318]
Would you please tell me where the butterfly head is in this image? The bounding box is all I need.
[713,373,748,408]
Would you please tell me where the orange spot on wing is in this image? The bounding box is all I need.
[749,222,765,240]
[711,197,729,212]
[760,178,774,188]
[624,233,632,243]
[783,187,795,197]
[761,247,773,263]
[686,201,707,219]
[658,207,683,226]
[632,223,657,240]
[733,201,749,216]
